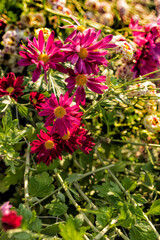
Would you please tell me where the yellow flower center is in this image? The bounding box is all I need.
[78,48,88,59]
[32,98,37,104]
[152,118,159,126]
[123,42,131,50]
[62,131,70,140]
[45,140,54,149]
[77,25,86,33]
[54,106,66,118]
[38,54,49,64]
[6,87,14,93]
[76,74,87,86]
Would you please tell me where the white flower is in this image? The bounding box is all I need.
[143,115,160,133]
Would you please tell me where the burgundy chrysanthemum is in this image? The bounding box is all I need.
[18,30,66,82]
[65,68,108,105]
[30,129,62,165]
[39,92,82,137]
[78,126,95,154]
[29,91,45,111]
[61,124,95,154]
[1,211,22,231]
[0,72,25,101]
[62,28,116,74]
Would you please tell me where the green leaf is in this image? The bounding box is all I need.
[45,199,68,216]
[41,223,60,236]
[130,222,157,240]
[96,207,112,229]
[117,203,135,228]
[4,165,24,187]
[10,232,33,240]
[2,108,12,133]
[147,199,160,215]
[17,204,41,232]
[17,104,33,121]
[132,194,147,205]
[59,216,88,240]
[29,172,55,198]
[66,173,83,184]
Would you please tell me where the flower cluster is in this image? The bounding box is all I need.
[0,202,22,231]
[130,17,160,77]
[127,81,156,98]
[30,91,95,165]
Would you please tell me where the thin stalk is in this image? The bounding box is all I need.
[31,187,62,208]
[75,164,115,181]
[115,228,130,240]
[54,169,99,233]
[110,139,160,148]
[24,143,30,208]
[94,218,118,240]
[73,182,98,210]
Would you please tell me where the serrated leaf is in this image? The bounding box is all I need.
[59,216,88,240]
[147,199,160,215]
[29,172,55,198]
[45,199,68,216]
[17,104,33,121]
[130,222,157,240]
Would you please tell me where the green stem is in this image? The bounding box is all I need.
[24,143,30,208]
[94,218,118,240]
[54,169,99,233]
[73,182,98,210]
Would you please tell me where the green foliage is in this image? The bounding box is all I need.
[17,204,42,233]
[129,222,157,240]
[29,172,55,198]
[45,199,68,216]
[59,216,88,240]
[147,199,160,215]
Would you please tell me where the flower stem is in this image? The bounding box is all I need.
[54,169,99,233]
[24,143,30,208]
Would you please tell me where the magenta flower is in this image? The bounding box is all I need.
[0,72,25,101]
[65,68,108,105]
[62,28,116,74]
[18,30,66,82]
[39,92,82,137]
[31,129,62,165]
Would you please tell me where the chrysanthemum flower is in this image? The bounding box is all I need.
[65,68,108,105]
[1,210,22,231]
[39,92,82,137]
[30,129,62,165]
[29,92,45,111]
[143,115,160,133]
[62,126,95,154]
[18,30,66,82]
[0,72,25,100]
[63,28,116,74]
[0,202,12,216]
[47,124,95,154]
